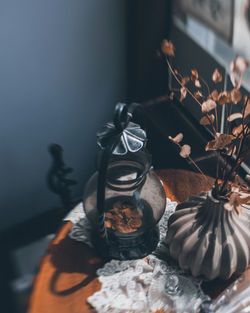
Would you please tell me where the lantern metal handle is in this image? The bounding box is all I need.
[96,102,141,249]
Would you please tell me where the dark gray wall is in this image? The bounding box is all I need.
[0,0,127,230]
[127,0,172,102]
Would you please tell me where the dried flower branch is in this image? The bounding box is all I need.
[161,39,250,210]
[191,69,201,87]
[169,133,208,182]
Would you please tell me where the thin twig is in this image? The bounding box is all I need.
[173,141,208,183]
[166,58,202,107]
[225,103,233,135]
[188,156,209,183]
[214,107,219,133]
[215,151,220,192]
[219,127,248,194]
[166,57,217,135]
[200,76,210,96]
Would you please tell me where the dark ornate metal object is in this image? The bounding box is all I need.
[83,103,166,260]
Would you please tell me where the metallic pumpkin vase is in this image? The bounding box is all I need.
[166,190,250,280]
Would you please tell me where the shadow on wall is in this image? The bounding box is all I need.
[47,143,77,211]
[0,0,127,231]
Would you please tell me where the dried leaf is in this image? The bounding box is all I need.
[227,113,243,122]
[232,124,243,136]
[244,98,250,118]
[191,69,199,81]
[239,195,250,205]
[235,56,249,72]
[199,114,215,125]
[212,68,222,83]
[194,91,203,99]
[161,40,175,56]
[180,87,187,101]
[230,70,242,89]
[182,76,190,85]
[218,91,231,105]
[230,56,248,89]
[245,174,250,182]
[205,133,234,151]
[230,89,242,104]
[211,89,219,101]
[190,69,201,87]
[201,99,217,113]
[224,192,242,215]
[168,133,183,144]
[239,184,250,193]
[234,174,239,186]
[216,133,234,148]
[179,144,191,158]
[225,144,236,155]
[194,79,201,88]
[231,185,250,206]
[205,140,216,151]
[231,184,240,193]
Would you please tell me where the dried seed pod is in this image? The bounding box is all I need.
[212,68,222,83]
[179,144,191,158]
[168,133,183,144]
[128,218,142,229]
[201,99,216,113]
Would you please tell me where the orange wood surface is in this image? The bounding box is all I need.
[26,169,248,313]
[27,221,103,313]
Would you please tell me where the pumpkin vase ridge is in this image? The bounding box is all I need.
[165,190,250,280]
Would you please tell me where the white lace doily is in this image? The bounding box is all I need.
[65,199,210,313]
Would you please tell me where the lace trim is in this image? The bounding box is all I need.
[68,199,210,313]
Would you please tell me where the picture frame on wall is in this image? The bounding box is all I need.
[233,0,250,62]
[176,0,234,43]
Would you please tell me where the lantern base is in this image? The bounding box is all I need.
[90,226,159,260]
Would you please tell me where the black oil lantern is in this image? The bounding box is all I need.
[83,103,166,260]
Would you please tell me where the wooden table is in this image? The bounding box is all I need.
[27,169,249,313]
